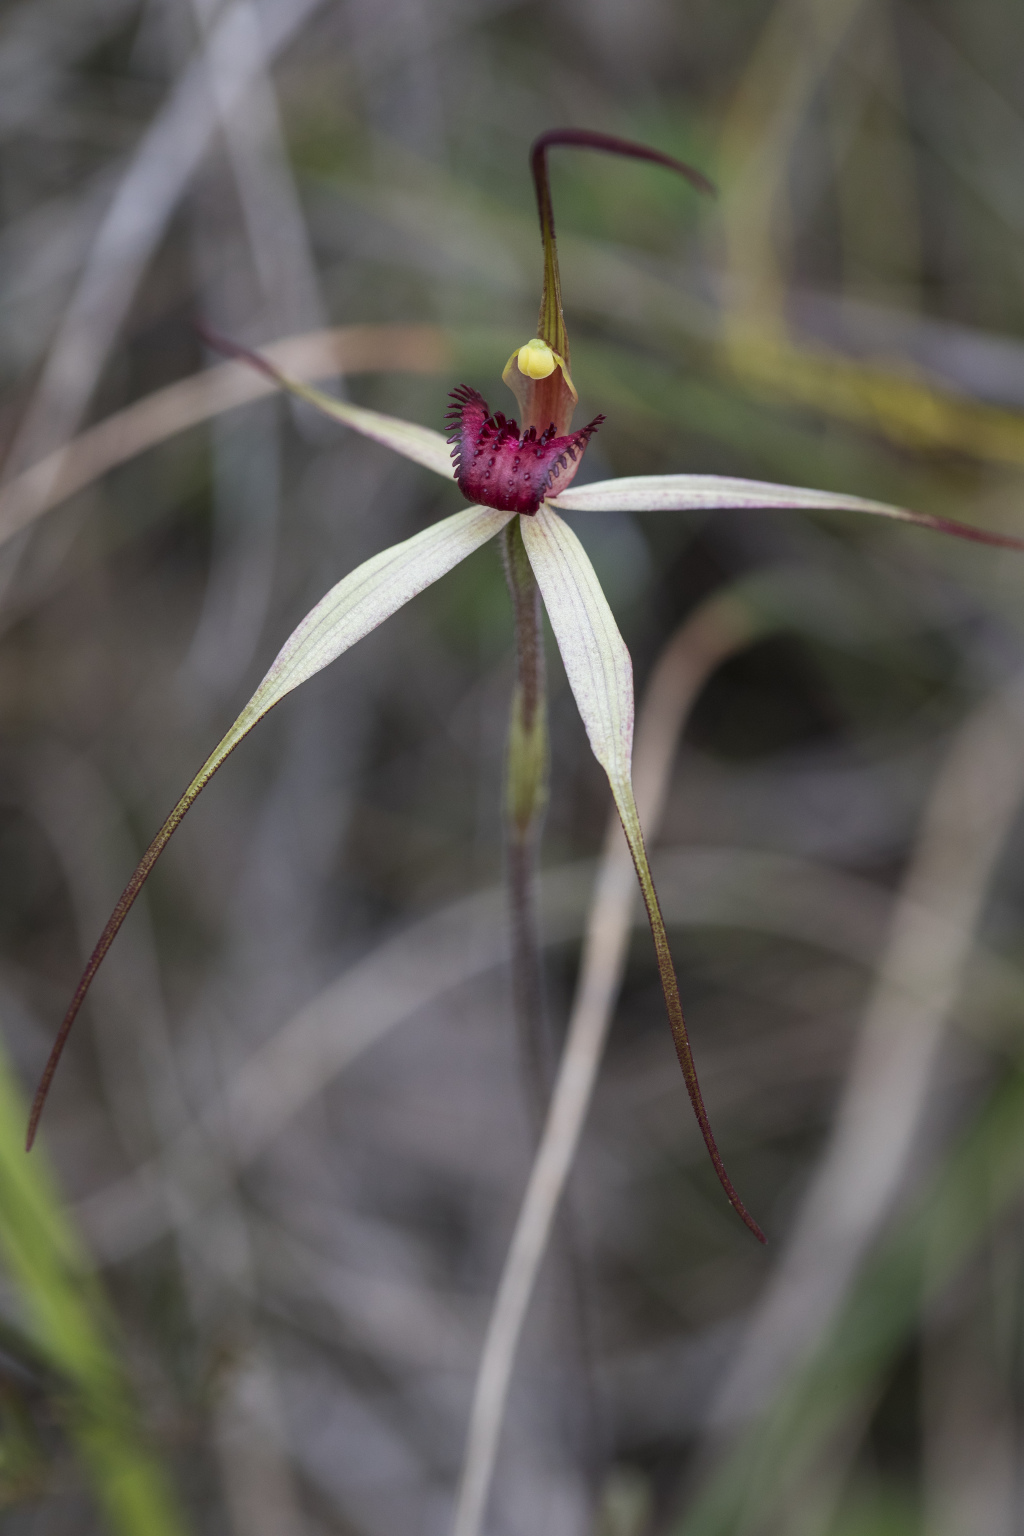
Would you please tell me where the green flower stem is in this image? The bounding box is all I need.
[500,518,603,1497]
[501,518,552,1112]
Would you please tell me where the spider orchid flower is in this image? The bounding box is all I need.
[28,131,1024,1244]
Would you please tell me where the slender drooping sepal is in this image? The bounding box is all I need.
[198,326,455,480]
[502,518,553,1111]
[28,503,514,1147]
[519,505,765,1241]
[549,473,1024,549]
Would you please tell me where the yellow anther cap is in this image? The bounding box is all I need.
[516,338,557,380]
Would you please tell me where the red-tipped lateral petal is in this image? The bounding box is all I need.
[447,386,603,514]
[519,505,766,1242]
[549,473,1024,549]
[27,501,514,1149]
[197,324,454,479]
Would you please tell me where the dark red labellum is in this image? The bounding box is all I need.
[446,386,603,515]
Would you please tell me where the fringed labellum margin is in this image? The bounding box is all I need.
[447,385,603,515]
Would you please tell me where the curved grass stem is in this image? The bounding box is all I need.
[451,590,766,1536]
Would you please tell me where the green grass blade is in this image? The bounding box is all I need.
[0,1039,187,1533]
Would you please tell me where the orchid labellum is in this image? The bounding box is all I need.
[29,130,1024,1244]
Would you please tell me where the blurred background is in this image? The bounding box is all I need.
[1,0,1024,1532]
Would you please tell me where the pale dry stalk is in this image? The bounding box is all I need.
[451,587,765,1536]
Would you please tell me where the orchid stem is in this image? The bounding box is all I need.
[501,518,552,1117]
[499,518,604,1509]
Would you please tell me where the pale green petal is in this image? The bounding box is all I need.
[519,506,764,1238]
[547,473,1024,551]
[278,374,454,479]
[547,473,924,516]
[212,338,454,479]
[518,505,633,782]
[243,503,512,719]
[28,502,513,1147]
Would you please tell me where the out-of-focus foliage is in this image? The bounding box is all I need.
[0,1049,185,1533]
[3,1,1024,1533]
